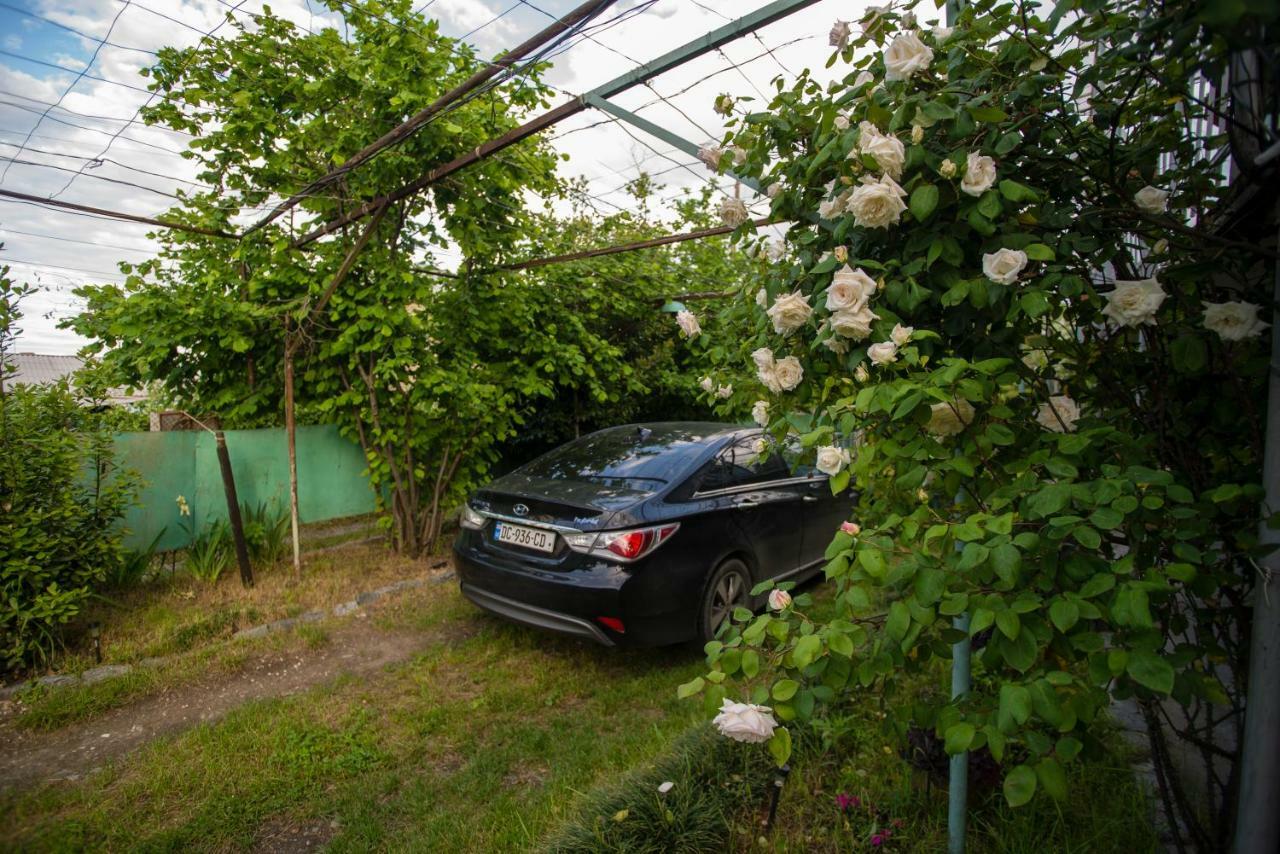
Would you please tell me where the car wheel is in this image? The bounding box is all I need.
[698,558,751,643]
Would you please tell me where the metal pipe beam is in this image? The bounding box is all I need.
[293,0,823,247]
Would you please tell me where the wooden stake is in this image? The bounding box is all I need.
[214,431,255,588]
[284,327,302,580]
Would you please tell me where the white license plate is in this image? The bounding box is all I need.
[493,521,556,553]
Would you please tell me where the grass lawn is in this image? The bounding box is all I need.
[1,545,1160,853]
[2,568,709,851]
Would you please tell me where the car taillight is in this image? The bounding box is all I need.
[564,523,680,563]
[601,524,680,561]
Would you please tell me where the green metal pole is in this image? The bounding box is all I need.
[945,11,970,850]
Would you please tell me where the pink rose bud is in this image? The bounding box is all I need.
[840,521,861,536]
[767,589,792,611]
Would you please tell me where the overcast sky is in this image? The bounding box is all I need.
[0,0,929,354]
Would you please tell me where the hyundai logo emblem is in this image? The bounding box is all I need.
[513,503,530,517]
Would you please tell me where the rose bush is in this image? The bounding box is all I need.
[679,1,1275,847]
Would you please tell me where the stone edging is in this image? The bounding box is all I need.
[0,570,454,701]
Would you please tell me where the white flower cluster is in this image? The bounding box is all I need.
[753,347,803,393]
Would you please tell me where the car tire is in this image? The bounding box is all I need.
[697,558,751,643]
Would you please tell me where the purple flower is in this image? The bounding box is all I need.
[871,834,886,847]
[835,793,860,812]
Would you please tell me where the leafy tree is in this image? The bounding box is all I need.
[683,1,1276,849]
[70,1,748,555]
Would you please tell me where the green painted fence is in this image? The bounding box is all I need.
[114,425,377,551]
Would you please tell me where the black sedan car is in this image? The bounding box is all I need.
[453,422,856,646]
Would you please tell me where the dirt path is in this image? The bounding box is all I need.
[0,621,449,792]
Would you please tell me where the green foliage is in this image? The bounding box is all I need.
[684,0,1274,846]
[240,502,290,567]
[183,520,231,584]
[68,1,737,557]
[0,272,138,671]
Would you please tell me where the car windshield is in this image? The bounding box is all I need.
[518,424,722,487]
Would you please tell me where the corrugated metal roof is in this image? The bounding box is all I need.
[8,353,83,386]
[5,353,148,405]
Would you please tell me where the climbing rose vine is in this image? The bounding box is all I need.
[679,0,1274,844]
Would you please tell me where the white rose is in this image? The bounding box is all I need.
[960,151,997,196]
[1036,395,1081,433]
[751,400,769,427]
[818,197,844,220]
[982,248,1029,285]
[751,347,775,372]
[927,399,975,437]
[882,31,934,82]
[932,25,953,41]
[833,245,849,263]
[829,20,852,48]
[720,197,749,227]
[860,5,888,38]
[826,265,878,311]
[766,240,786,262]
[830,305,878,340]
[714,94,734,116]
[699,376,715,393]
[911,124,924,144]
[756,288,768,308]
[815,445,851,476]
[847,174,908,229]
[713,699,778,744]
[868,341,898,365]
[1102,277,1167,327]
[767,588,793,611]
[773,356,804,391]
[767,292,813,335]
[751,436,768,455]
[857,122,906,179]
[766,181,783,199]
[675,310,701,338]
[834,114,851,131]
[891,323,914,346]
[823,335,849,354]
[1134,185,1169,215]
[854,364,870,382]
[854,70,875,90]
[939,158,957,178]
[1203,301,1269,341]
[716,384,733,399]
[698,144,723,170]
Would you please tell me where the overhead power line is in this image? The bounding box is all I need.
[244,0,623,234]
[0,188,237,239]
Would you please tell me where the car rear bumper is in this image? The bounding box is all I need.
[452,532,697,646]
[460,583,614,645]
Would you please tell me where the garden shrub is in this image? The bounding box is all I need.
[1,273,138,670]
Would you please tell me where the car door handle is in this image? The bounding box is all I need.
[801,495,819,503]
[734,498,761,509]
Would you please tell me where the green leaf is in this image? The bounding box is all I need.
[996,610,1021,640]
[910,183,940,221]
[1036,758,1068,801]
[1049,598,1080,632]
[945,722,976,754]
[676,677,705,699]
[1004,764,1037,807]
[998,179,1038,202]
[767,726,792,767]
[742,649,760,678]
[1023,243,1055,261]
[1127,651,1175,694]
[772,679,799,701]
[999,684,1032,729]
[793,634,822,669]
[886,600,911,641]
[969,105,1009,122]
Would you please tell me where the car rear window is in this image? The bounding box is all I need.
[518,425,718,485]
